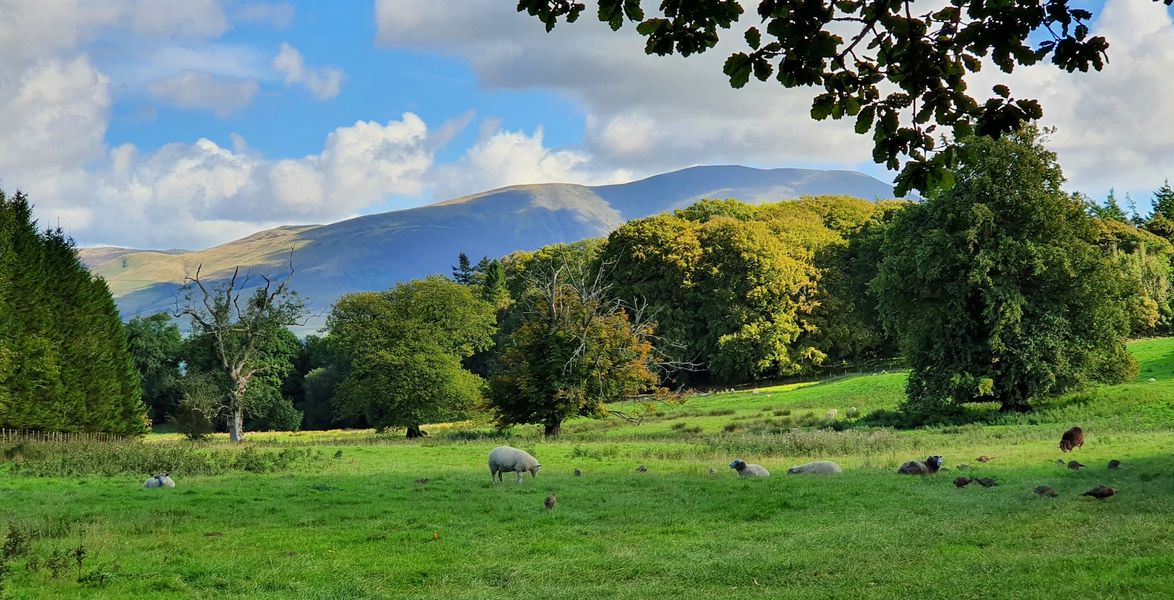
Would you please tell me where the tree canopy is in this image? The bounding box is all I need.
[0,189,146,435]
[873,128,1137,414]
[517,0,1173,194]
[328,276,496,437]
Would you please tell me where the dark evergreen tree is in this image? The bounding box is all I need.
[0,189,147,435]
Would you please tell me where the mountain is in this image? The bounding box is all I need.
[81,165,900,330]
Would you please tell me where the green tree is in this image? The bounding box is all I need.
[452,251,475,285]
[328,276,496,437]
[0,189,146,435]
[283,335,342,430]
[489,258,659,436]
[873,128,1136,414]
[517,0,1139,194]
[177,264,307,442]
[1144,180,1174,240]
[124,313,184,425]
[1084,190,1129,224]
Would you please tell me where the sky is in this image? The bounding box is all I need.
[1,0,1173,250]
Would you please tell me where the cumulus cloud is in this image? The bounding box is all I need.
[76,114,432,248]
[272,43,345,100]
[982,0,1174,196]
[146,71,259,117]
[375,0,869,174]
[375,0,1174,198]
[0,56,110,179]
[431,126,632,200]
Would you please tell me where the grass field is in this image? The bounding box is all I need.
[1,341,1172,599]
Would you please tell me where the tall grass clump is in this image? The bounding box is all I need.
[0,441,321,477]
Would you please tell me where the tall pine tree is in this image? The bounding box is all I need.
[0,189,147,434]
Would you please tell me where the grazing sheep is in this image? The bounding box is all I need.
[635,465,648,473]
[1068,460,1087,470]
[845,407,859,418]
[729,459,769,477]
[143,473,175,489]
[544,494,557,510]
[1034,485,1058,497]
[897,455,943,475]
[974,477,998,488]
[1059,427,1085,452]
[953,476,972,488]
[786,461,843,475]
[976,455,993,463]
[488,446,541,484]
[1081,485,1117,500]
[1107,460,1121,470]
[825,409,838,420]
[573,468,582,477]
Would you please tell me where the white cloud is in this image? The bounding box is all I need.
[232,2,296,28]
[147,71,259,117]
[74,114,433,248]
[272,42,344,100]
[0,56,110,178]
[432,126,632,200]
[375,0,869,175]
[375,0,1174,199]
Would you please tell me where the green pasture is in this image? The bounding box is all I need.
[1,340,1172,599]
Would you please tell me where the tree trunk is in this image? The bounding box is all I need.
[406,424,426,439]
[228,410,245,442]
[544,421,561,437]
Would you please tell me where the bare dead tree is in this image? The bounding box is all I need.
[175,256,306,442]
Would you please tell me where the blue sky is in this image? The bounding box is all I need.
[1,0,1173,249]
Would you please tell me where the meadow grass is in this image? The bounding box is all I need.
[1,340,1172,599]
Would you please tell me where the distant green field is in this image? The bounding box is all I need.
[1,340,1172,599]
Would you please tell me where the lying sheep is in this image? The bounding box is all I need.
[488,446,541,484]
[897,455,943,475]
[729,459,769,477]
[143,473,175,488]
[786,461,843,475]
[825,409,838,420]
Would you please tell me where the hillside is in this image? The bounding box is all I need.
[81,165,901,328]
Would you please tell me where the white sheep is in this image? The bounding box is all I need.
[786,461,843,475]
[825,409,838,420]
[143,473,175,488]
[729,459,769,477]
[488,446,542,484]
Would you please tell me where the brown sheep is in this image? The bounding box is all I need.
[953,476,972,488]
[1059,427,1084,452]
[1033,485,1058,497]
[1082,485,1117,500]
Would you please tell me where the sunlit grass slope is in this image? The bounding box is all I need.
[1,339,1172,599]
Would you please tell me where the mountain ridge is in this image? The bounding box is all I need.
[81,165,901,329]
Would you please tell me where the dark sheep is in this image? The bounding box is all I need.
[1082,485,1116,500]
[897,455,943,475]
[1034,485,1058,497]
[1059,427,1084,452]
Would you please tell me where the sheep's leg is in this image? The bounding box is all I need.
[516,470,524,484]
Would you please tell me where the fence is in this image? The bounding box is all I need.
[0,428,126,444]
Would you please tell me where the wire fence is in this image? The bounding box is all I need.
[0,428,127,444]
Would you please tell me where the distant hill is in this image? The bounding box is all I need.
[80,165,900,330]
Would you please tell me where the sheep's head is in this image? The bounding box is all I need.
[530,464,542,476]
[729,459,746,471]
[926,456,944,471]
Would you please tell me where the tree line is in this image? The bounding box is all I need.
[3,128,1172,437]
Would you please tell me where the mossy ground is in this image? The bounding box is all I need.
[2,340,1172,599]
